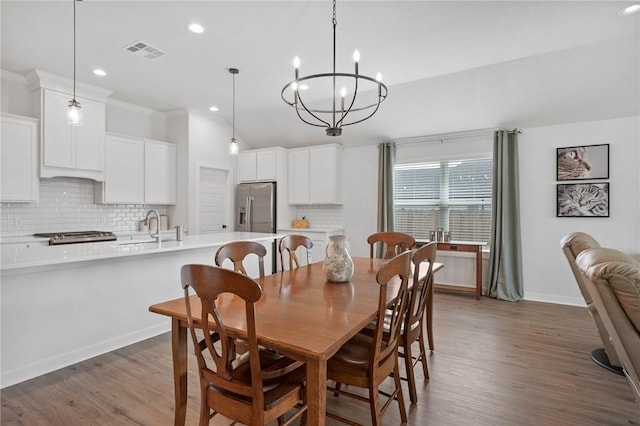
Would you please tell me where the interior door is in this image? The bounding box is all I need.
[197,166,229,234]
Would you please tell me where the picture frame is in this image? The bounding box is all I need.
[556,143,609,181]
[557,183,609,217]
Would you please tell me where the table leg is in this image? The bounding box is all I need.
[306,357,327,426]
[171,318,188,426]
[475,247,482,300]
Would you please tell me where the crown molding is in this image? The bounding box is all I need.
[25,69,113,102]
[107,98,160,116]
[0,69,28,85]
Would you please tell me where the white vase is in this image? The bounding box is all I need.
[323,235,354,283]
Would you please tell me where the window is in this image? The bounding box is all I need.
[394,157,492,244]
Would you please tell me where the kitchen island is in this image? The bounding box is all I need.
[1,232,281,387]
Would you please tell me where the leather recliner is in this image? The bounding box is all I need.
[577,247,640,408]
[561,232,623,374]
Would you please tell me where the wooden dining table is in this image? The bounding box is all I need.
[149,256,443,426]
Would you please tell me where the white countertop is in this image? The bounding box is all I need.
[1,232,282,272]
[277,227,344,233]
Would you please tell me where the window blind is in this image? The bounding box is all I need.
[394,158,492,244]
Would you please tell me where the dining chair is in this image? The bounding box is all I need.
[367,231,416,259]
[279,234,313,271]
[326,251,412,425]
[401,241,437,404]
[181,264,307,426]
[214,240,266,278]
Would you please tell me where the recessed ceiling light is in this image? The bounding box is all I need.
[93,69,106,76]
[209,106,219,112]
[188,23,205,33]
[619,3,640,15]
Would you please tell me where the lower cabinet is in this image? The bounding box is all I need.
[1,113,39,202]
[95,133,176,205]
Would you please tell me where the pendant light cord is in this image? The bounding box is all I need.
[232,72,235,140]
[72,0,77,101]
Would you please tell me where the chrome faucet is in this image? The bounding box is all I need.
[145,209,161,243]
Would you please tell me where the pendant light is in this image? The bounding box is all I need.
[281,0,387,136]
[67,0,83,126]
[229,68,239,155]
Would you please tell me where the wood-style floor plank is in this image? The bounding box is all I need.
[2,293,639,425]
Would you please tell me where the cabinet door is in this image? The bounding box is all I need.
[75,97,105,172]
[288,149,309,204]
[42,89,73,168]
[309,146,335,203]
[237,152,257,182]
[256,150,277,181]
[103,136,144,203]
[1,115,39,202]
[145,141,176,205]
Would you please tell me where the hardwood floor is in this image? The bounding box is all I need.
[2,292,639,425]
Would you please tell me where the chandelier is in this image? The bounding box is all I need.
[281,0,388,137]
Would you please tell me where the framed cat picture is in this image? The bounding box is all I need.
[557,182,609,217]
[556,144,609,181]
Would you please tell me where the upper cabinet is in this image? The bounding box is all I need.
[288,144,343,205]
[0,113,39,202]
[95,133,176,205]
[145,140,177,205]
[237,148,283,182]
[26,69,112,181]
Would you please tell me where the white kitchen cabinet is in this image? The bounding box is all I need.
[95,134,145,203]
[144,140,177,205]
[288,144,343,204]
[40,89,106,181]
[0,113,39,202]
[95,134,176,205]
[237,148,282,182]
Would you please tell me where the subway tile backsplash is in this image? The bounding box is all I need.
[294,205,343,228]
[0,177,167,237]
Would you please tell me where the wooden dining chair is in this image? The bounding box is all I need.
[279,234,313,271]
[400,241,437,404]
[326,251,412,425]
[214,240,266,278]
[367,231,416,259]
[181,264,307,426]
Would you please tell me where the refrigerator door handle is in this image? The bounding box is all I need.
[246,196,253,232]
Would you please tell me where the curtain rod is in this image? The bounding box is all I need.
[393,127,522,146]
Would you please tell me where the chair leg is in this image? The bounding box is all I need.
[403,341,418,404]
[426,288,435,350]
[393,360,408,423]
[199,386,210,426]
[333,381,341,397]
[369,383,382,426]
[417,329,429,380]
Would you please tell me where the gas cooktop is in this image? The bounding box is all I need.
[33,231,117,245]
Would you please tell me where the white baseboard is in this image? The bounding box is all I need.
[523,292,586,307]
[1,323,170,389]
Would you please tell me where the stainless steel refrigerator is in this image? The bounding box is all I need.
[235,182,277,233]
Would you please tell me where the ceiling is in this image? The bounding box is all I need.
[2,1,639,149]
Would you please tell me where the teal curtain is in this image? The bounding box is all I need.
[488,130,524,301]
[377,142,395,257]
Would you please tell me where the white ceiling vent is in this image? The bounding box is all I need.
[123,41,166,60]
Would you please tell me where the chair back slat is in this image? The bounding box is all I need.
[215,240,267,277]
[368,232,415,259]
[279,234,314,271]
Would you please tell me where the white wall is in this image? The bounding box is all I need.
[520,116,640,304]
[342,115,640,305]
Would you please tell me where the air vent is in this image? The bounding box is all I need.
[123,41,166,60]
